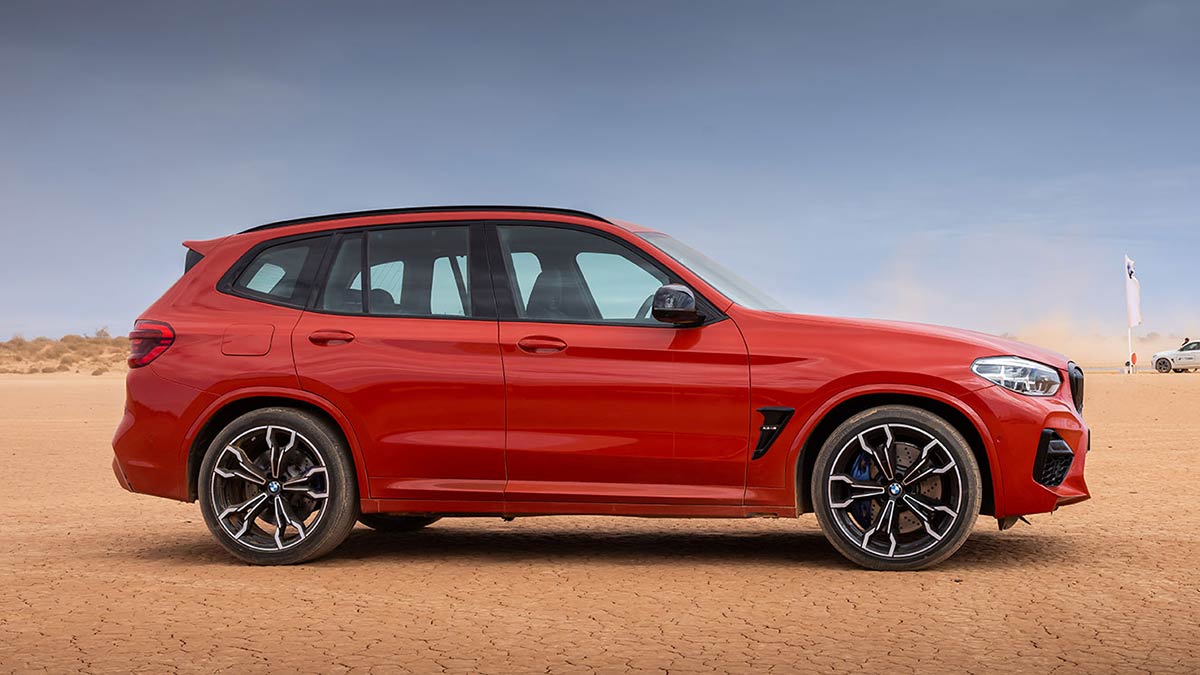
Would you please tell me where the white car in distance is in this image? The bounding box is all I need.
[1153,339,1200,373]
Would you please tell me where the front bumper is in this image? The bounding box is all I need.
[966,382,1090,519]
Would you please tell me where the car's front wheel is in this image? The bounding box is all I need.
[198,407,358,565]
[811,405,981,571]
[1157,358,1173,373]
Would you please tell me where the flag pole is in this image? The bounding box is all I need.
[1125,254,1142,375]
[1128,326,1134,375]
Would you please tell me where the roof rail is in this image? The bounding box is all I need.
[240,205,611,234]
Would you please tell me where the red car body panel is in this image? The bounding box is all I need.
[293,312,507,502]
[113,208,1090,523]
[500,317,750,505]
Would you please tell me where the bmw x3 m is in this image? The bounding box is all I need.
[112,206,1090,570]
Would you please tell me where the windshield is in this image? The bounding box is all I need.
[639,232,790,312]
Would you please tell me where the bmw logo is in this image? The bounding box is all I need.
[887,483,902,497]
[267,480,282,494]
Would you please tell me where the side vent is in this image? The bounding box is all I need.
[752,407,795,460]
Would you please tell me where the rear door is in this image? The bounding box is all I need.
[292,223,506,503]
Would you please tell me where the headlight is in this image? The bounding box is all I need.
[971,356,1061,396]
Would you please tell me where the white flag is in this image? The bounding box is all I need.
[1125,255,1142,328]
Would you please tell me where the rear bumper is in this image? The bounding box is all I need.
[967,384,1090,518]
[111,456,133,492]
[111,367,215,501]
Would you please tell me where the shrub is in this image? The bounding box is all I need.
[43,343,68,359]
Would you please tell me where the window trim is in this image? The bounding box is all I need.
[484,221,726,328]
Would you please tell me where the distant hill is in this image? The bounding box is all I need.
[0,331,129,375]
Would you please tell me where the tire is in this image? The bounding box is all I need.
[1157,359,1173,373]
[198,407,358,565]
[358,514,441,532]
[811,405,982,571]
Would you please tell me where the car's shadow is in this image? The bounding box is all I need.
[132,520,1078,572]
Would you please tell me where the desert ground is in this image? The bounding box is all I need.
[1,371,1197,673]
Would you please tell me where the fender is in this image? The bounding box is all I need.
[782,381,1005,514]
[182,386,370,499]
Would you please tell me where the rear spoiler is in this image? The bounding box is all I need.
[182,237,227,273]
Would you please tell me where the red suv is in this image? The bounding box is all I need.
[112,206,1089,570]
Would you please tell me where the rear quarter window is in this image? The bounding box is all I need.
[229,237,328,307]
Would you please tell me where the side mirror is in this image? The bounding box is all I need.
[652,284,702,325]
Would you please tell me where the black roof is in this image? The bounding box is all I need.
[241,205,610,234]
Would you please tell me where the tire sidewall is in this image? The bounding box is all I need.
[810,405,982,571]
[198,407,358,565]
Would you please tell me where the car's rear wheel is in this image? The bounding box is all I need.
[359,514,441,532]
[811,405,981,571]
[1157,359,1173,373]
[198,408,358,565]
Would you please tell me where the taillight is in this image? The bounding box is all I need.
[128,320,175,368]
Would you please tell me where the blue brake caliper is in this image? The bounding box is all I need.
[849,451,873,528]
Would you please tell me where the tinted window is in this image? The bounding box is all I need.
[576,252,664,320]
[508,251,542,309]
[319,226,473,318]
[1184,342,1200,352]
[232,238,325,306]
[497,225,668,324]
[430,255,469,315]
[321,236,364,313]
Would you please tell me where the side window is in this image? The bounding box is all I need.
[496,225,669,324]
[508,252,542,311]
[430,255,469,315]
[321,236,363,313]
[232,238,326,307]
[576,252,666,321]
[355,261,405,306]
[1184,342,1200,352]
[318,226,473,318]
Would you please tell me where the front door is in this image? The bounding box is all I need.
[1179,341,1200,368]
[490,223,751,505]
[292,223,506,503]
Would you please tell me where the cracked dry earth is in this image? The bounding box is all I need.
[1,373,1197,674]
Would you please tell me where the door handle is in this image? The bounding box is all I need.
[517,336,568,354]
[308,329,356,346]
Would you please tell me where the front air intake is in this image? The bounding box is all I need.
[1033,429,1074,487]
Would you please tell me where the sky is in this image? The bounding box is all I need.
[2,1,1197,354]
